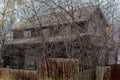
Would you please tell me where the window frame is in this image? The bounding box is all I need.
[23,30,31,38]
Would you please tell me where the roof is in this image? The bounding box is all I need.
[12,5,99,30]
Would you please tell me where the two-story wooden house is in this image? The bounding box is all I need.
[3,5,108,69]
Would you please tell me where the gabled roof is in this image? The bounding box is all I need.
[12,5,100,30]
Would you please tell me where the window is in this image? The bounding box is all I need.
[25,49,36,69]
[76,21,87,33]
[6,31,13,41]
[9,57,15,68]
[13,31,23,39]
[71,48,81,58]
[31,28,42,37]
[24,31,31,38]
[49,26,60,36]
[72,48,80,54]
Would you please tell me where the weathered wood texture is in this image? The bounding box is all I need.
[37,58,79,80]
[111,64,120,80]
[0,68,37,80]
[96,66,111,80]
[0,58,96,80]
[79,68,95,80]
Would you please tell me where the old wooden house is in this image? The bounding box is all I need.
[3,5,108,69]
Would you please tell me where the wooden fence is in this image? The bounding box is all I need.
[0,58,96,80]
[96,66,111,80]
[1,63,120,80]
[0,68,37,80]
[79,68,95,80]
[96,65,120,80]
[37,58,79,80]
[111,64,120,80]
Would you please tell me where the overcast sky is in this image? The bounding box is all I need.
[0,0,120,29]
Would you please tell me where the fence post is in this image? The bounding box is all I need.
[96,66,111,80]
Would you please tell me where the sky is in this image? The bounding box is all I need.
[0,0,120,28]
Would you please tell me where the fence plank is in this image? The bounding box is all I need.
[111,64,120,80]
[38,58,79,80]
[96,66,111,80]
[0,68,37,80]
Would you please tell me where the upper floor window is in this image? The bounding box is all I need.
[6,31,13,41]
[24,31,31,38]
[49,26,60,36]
[73,21,87,33]
[31,28,42,37]
[13,30,23,39]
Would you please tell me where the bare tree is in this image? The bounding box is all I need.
[8,0,117,71]
[40,0,118,66]
[0,0,17,66]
